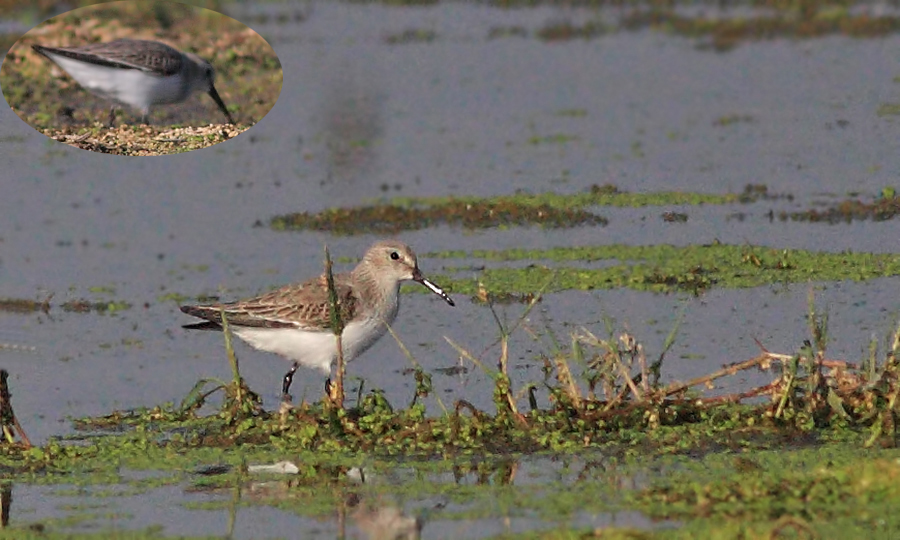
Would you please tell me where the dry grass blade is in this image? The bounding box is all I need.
[888,320,900,370]
[807,287,828,352]
[444,335,525,422]
[774,355,799,419]
[384,320,417,369]
[489,276,554,417]
[444,335,488,373]
[661,353,775,398]
[550,337,582,410]
[498,334,519,417]
[578,327,643,402]
[384,321,448,414]
[650,308,683,387]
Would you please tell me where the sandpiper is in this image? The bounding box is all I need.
[31,39,235,125]
[180,240,455,398]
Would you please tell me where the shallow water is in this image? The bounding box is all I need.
[1,0,899,537]
[4,454,666,538]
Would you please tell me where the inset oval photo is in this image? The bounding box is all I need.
[1,0,282,156]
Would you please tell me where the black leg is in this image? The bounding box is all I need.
[324,377,333,397]
[282,362,299,401]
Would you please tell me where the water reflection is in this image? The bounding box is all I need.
[452,457,519,486]
[198,461,424,538]
[321,61,385,188]
[350,497,421,540]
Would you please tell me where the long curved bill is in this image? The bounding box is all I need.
[413,269,455,306]
[207,84,235,124]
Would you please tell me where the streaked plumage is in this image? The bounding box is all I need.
[180,240,454,395]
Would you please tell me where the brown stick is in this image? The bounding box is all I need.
[690,381,781,405]
[662,353,775,398]
[0,370,32,448]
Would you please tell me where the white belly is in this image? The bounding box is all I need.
[232,316,391,374]
[47,53,188,112]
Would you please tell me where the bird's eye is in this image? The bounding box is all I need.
[390,251,400,260]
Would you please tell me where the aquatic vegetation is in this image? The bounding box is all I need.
[4,292,898,469]
[271,199,608,234]
[432,243,900,298]
[621,5,900,51]
[0,296,129,314]
[384,28,437,44]
[779,193,900,224]
[269,184,783,235]
[0,297,50,314]
[538,19,608,41]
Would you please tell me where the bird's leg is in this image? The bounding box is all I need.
[107,106,116,128]
[281,362,299,403]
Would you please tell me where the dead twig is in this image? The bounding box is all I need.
[661,353,775,398]
[0,370,32,448]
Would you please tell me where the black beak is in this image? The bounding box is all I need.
[413,268,455,307]
[207,84,235,124]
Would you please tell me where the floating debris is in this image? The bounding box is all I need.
[384,29,436,45]
[248,461,300,475]
[0,297,50,314]
[61,299,130,313]
[0,296,129,314]
[662,211,688,223]
[0,343,36,354]
[537,19,607,41]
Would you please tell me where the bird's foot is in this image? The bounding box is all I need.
[278,397,294,415]
[282,362,299,397]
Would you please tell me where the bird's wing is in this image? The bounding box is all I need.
[180,275,358,332]
[36,40,184,76]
